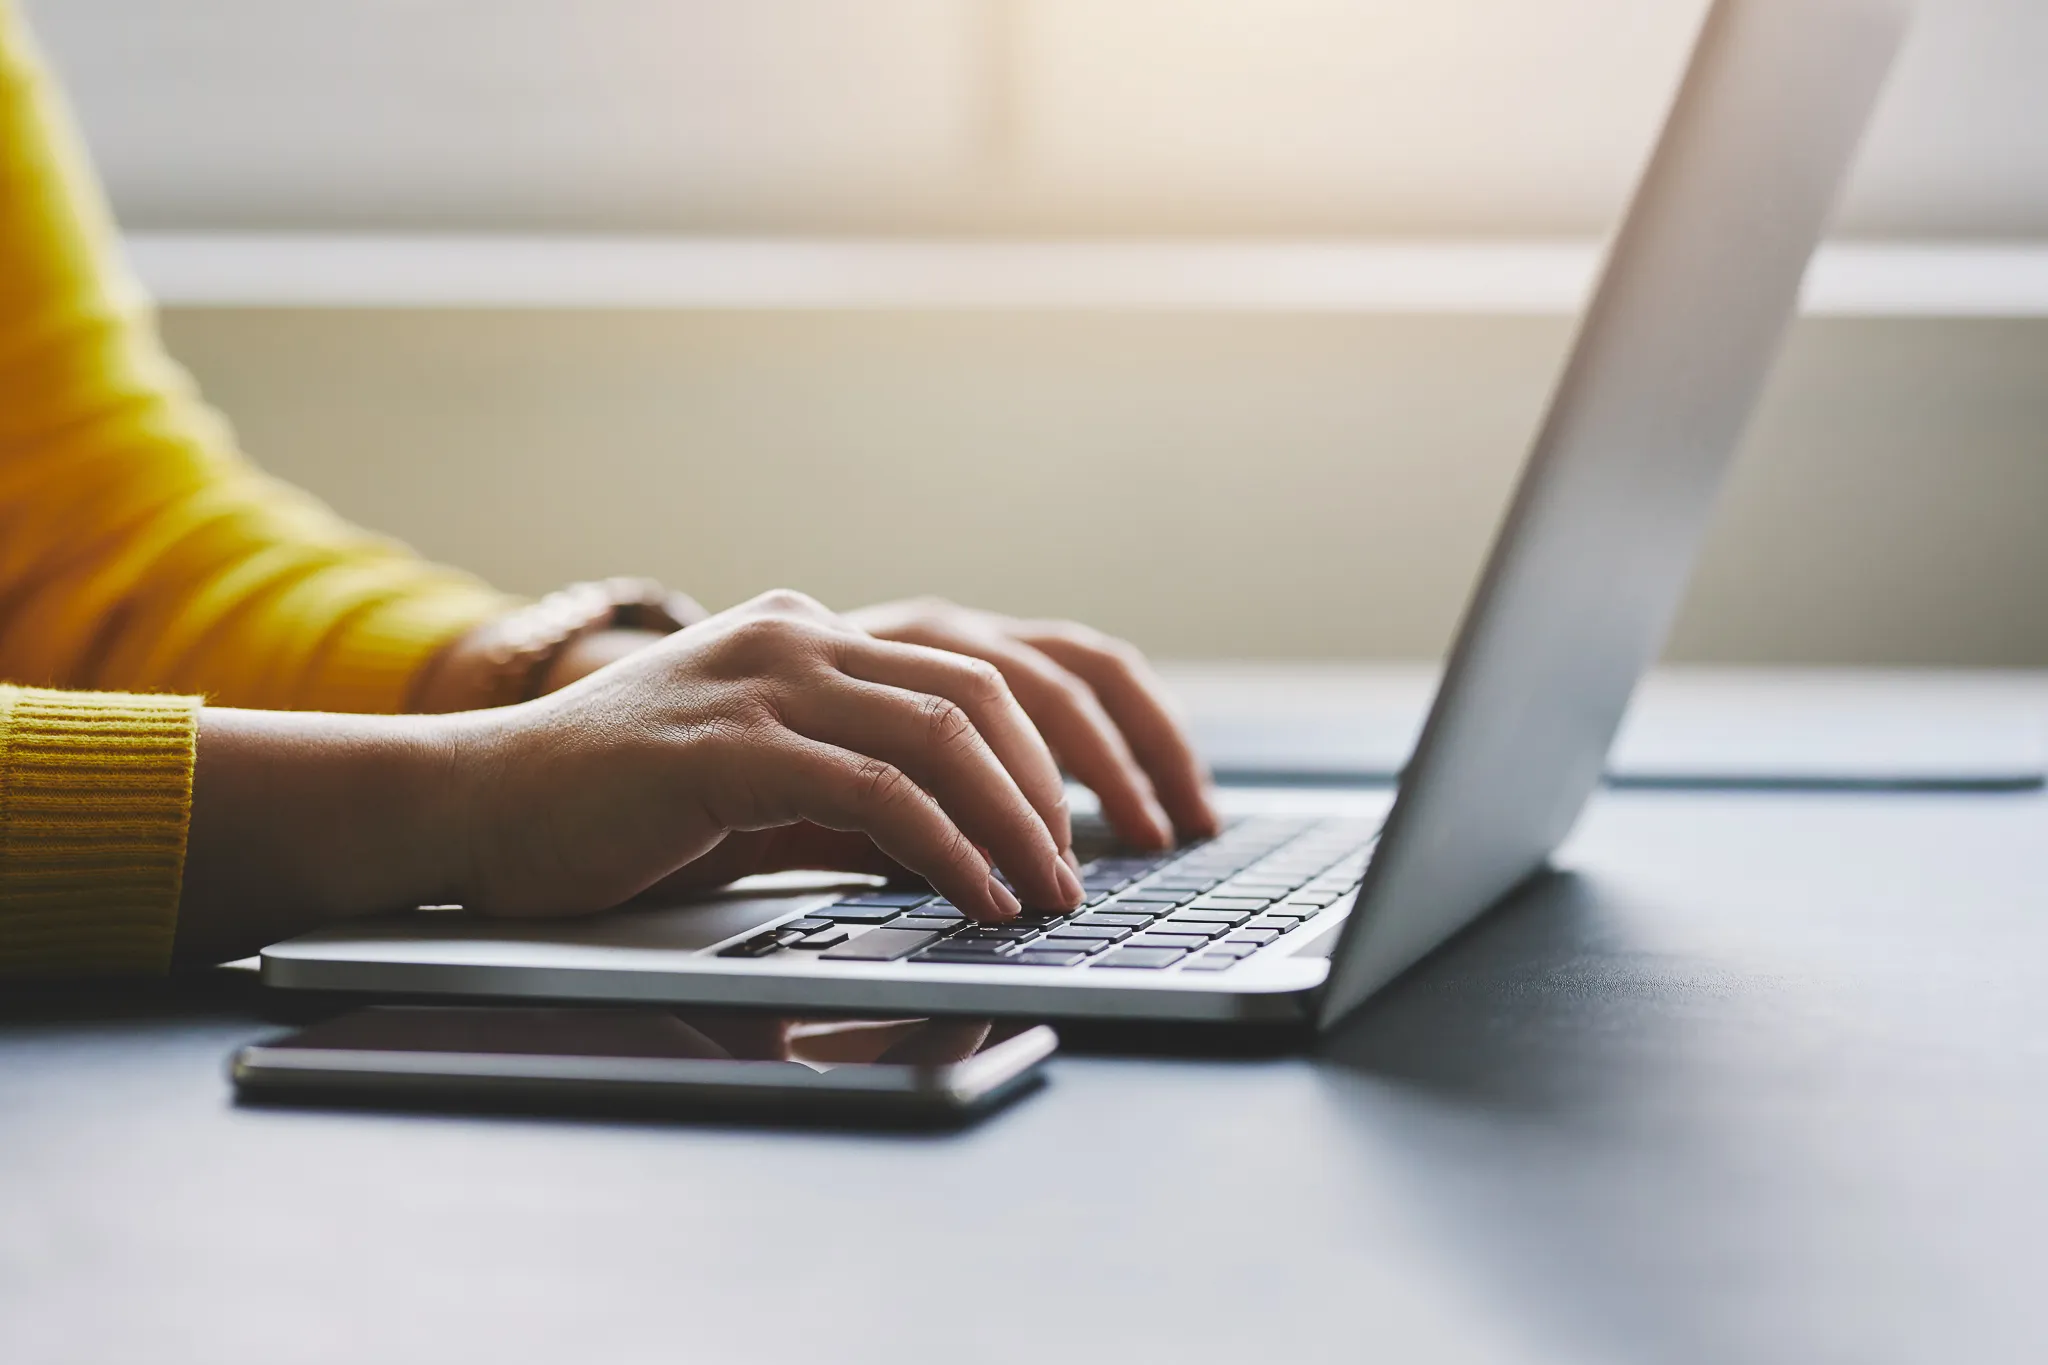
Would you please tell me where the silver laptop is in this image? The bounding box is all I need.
[262,0,1911,1033]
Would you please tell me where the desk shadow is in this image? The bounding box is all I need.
[1309,871,1782,1363]
[1315,867,1694,1118]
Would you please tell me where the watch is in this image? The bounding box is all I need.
[469,577,707,708]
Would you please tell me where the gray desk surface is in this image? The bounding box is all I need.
[1160,662,2048,786]
[5,784,2047,1365]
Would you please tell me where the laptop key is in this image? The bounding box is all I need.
[819,927,944,962]
[1150,922,1230,940]
[1225,928,1281,947]
[1109,894,1189,911]
[1012,950,1091,967]
[917,945,1018,963]
[1091,946,1189,969]
[1040,924,1131,942]
[1196,897,1273,913]
[890,915,965,933]
[1036,936,1112,955]
[791,928,851,950]
[818,904,912,924]
[1170,908,1252,925]
[1127,933,1215,952]
[782,917,835,935]
[836,890,934,909]
[1073,913,1152,929]
[1180,956,1238,972]
[716,932,783,959]
[919,936,1014,953]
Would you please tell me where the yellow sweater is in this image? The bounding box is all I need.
[0,3,517,977]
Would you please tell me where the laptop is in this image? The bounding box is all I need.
[261,0,1912,1033]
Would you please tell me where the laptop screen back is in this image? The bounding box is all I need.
[1317,0,1914,1028]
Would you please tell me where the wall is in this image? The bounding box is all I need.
[22,0,2048,237]
[24,0,2048,664]
[160,309,2048,665]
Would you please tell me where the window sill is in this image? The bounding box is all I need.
[127,234,2048,318]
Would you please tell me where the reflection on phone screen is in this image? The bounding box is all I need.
[269,1007,1033,1072]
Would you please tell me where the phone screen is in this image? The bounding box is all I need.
[262,1006,1038,1073]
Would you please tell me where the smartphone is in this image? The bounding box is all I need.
[231,1006,1056,1124]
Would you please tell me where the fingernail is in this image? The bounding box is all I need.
[1055,858,1085,908]
[988,877,1022,919]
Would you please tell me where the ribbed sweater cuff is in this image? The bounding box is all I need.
[0,685,199,978]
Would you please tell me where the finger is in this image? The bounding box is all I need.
[831,635,1077,859]
[1015,624,1221,839]
[779,674,1079,912]
[874,1019,994,1066]
[717,733,1022,922]
[948,635,1176,850]
[674,1011,793,1061]
[848,623,1175,851]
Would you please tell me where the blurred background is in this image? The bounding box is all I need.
[24,0,2048,663]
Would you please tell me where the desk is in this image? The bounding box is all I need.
[1161,662,2048,788]
[5,784,2047,1364]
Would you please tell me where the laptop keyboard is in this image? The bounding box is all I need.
[716,817,1375,973]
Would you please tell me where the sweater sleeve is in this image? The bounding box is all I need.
[0,2,520,713]
[0,685,198,978]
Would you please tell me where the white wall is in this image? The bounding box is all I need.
[159,309,2048,667]
[23,0,2048,236]
[19,1,2048,666]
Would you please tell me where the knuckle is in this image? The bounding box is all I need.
[728,689,787,742]
[936,823,980,874]
[695,704,770,754]
[1067,622,1141,670]
[853,756,917,812]
[752,587,826,618]
[723,612,818,665]
[954,657,1009,706]
[1057,674,1104,718]
[917,694,979,753]
[1105,636,1147,670]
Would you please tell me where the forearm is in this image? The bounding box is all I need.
[176,627,666,965]
[173,707,480,967]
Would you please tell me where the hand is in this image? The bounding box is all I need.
[845,598,1218,850]
[454,591,1086,923]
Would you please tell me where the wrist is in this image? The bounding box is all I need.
[430,702,524,912]
[291,710,475,917]
[178,708,478,964]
